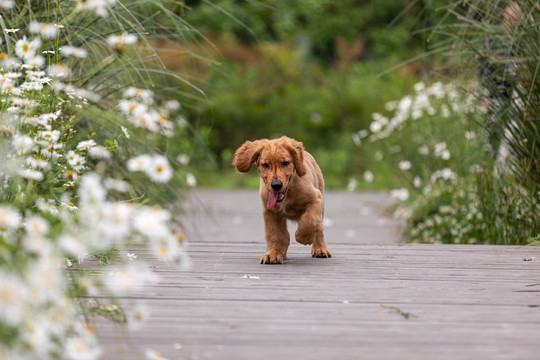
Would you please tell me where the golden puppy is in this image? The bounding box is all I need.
[233,136,332,264]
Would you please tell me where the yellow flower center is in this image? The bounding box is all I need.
[159,246,168,257]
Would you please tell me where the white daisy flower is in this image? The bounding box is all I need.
[363,170,374,183]
[347,178,357,192]
[123,87,153,102]
[76,139,97,151]
[88,146,110,159]
[29,21,58,39]
[0,0,14,9]
[40,144,61,159]
[398,160,411,171]
[76,0,117,17]
[0,206,21,231]
[58,234,87,256]
[390,188,409,201]
[369,121,382,133]
[63,201,78,211]
[0,272,25,325]
[79,173,106,206]
[414,82,425,92]
[78,277,97,295]
[107,33,137,46]
[130,112,159,132]
[127,154,152,172]
[121,125,131,139]
[132,206,170,238]
[20,317,55,357]
[47,64,71,78]
[177,154,190,165]
[74,321,98,341]
[118,100,147,115]
[25,55,46,68]
[186,172,197,187]
[23,234,47,253]
[61,257,73,268]
[164,100,180,111]
[434,142,447,157]
[145,155,172,183]
[151,235,183,263]
[418,145,429,155]
[12,134,34,154]
[66,150,86,171]
[60,46,88,58]
[145,349,168,360]
[19,169,43,181]
[39,130,61,142]
[25,216,49,235]
[104,265,154,296]
[104,178,129,192]
[440,150,451,160]
[128,303,149,331]
[15,37,41,60]
[26,257,63,303]
[65,337,102,360]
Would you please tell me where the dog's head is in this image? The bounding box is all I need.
[233,136,306,209]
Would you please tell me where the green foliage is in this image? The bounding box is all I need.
[0,1,197,358]
[405,174,539,245]
[438,0,539,191]
[184,42,415,188]
[474,170,539,244]
[357,79,538,245]
[182,0,453,62]
[529,234,540,246]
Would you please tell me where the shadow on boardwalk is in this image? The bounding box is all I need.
[97,190,540,360]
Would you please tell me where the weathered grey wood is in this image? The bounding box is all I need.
[94,190,540,360]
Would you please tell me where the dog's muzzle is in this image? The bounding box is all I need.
[267,188,287,209]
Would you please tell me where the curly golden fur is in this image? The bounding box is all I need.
[233,136,332,264]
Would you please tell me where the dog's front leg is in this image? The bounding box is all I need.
[295,199,332,258]
[295,199,323,246]
[260,210,289,264]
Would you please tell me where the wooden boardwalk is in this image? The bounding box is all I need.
[96,190,540,360]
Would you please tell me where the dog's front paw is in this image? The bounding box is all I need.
[295,227,315,245]
[311,246,332,258]
[260,252,284,264]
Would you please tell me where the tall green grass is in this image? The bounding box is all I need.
[363,1,539,245]
[0,1,202,358]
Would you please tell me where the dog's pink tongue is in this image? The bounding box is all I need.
[267,191,278,209]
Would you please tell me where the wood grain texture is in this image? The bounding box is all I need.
[95,190,540,360]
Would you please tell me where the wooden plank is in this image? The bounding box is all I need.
[92,191,540,360]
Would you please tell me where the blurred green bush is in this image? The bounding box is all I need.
[183,41,416,188]
[168,0,457,188]
[181,0,451,62]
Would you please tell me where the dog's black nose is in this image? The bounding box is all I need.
[271,180,283,191]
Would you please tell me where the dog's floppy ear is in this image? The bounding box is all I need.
[283,137,306,177]
[233,140,264,173]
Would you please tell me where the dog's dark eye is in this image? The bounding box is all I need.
[262,163,269,169]
[282,161,289,167]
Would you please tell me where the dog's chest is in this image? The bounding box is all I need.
[278,202,306,221]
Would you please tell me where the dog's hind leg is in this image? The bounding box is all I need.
[282,231,290,260]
